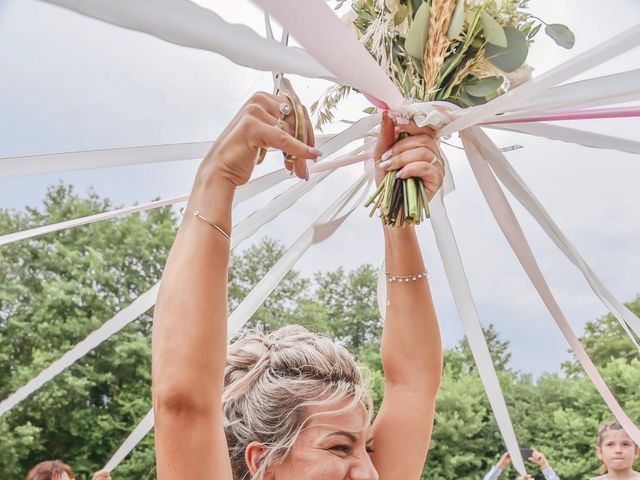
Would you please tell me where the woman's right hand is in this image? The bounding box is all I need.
[199,92,321,188]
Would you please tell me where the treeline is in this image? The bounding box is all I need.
[0,185,638,479]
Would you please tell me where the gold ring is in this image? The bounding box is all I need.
[277,78,307,162]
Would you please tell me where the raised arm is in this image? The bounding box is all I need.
[151,93,319,480]
[371,112,444,479]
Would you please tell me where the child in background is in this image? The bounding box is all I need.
[591,420,640,480]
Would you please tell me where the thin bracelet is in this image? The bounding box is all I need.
[385,270,428,282]
[180,207,231,242]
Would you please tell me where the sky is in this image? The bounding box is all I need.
[0,0,639,378]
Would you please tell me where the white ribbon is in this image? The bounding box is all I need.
[40,0,333,80]
[461,127,640,445]
[471,127,640,346]
[487,122,640,155]
[0,117,373,417]
[429,190,528,475]
[0,136,336,179]
[252,0,403,109]
[483,69,640,123]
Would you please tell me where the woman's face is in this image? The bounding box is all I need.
[266,399,378,480]
[596,430,640,472]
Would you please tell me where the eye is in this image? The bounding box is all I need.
[366,446,375,454]
[330,444,352,455]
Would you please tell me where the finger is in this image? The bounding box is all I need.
[379,147,439,172]
[244,101,295,137]
[395,162,444,199]
[388,133,438,157]
[396,161,442,183]
[251,92,297,136]
[373,111,395,162]
[245,106,320,177]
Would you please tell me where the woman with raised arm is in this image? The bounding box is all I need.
[152,90,445,480]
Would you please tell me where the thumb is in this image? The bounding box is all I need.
[374,111,395,161]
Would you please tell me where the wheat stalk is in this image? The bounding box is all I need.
[423,0,456,98]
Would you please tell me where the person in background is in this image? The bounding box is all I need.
[590,420,640,480]
[484,448,560,480]
[25,460,111,480]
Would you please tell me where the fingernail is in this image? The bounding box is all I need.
[304,167,310,181]
[310,147,323,157]
[381,149,393,162]
[396,168,406,179]
[378,159,392,169]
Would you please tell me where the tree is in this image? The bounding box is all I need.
[0,184,175,479]
[562,298,640,375]
[314,265,382,353]
[228,237,311,331]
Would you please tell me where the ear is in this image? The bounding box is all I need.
[595,445,602,460]
[634,446,640,459]
[245,441,270,478]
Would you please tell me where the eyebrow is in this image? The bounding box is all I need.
[326,431,375,443]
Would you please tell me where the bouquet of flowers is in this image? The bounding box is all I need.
[313,0,574,226]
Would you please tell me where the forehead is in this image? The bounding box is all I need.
[303,399,372,437]
[601,430,633,443]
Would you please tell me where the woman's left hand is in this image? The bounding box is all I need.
[373,111,445,201]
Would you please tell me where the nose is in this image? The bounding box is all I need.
[350,453,379,480]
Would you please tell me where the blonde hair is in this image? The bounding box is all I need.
[222,325,372,480]
[595,420,638,475]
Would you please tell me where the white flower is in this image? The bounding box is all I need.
[389,102,451,128]
[504,63,533,89]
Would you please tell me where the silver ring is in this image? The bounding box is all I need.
[430,156,440,166]
[279,102,292,116]
[275,118,285,129]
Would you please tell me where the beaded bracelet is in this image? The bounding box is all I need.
[385,270,428,282]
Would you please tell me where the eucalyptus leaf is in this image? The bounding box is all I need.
[528,23,542,39]
[405,2,430,60]
[545,23,575,49]
[486,26,528,72]
[463,76,504,97]
[459,90,489,107]
[447,0,465,39]
[480,12,507,47]
[394,5,409,25]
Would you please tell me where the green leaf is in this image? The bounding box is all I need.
[463,76,503,97]
[362,106,377,114]
[480,12,507,47]
[528,23,542,39]
[459,90,489,107]
[545,23,575,49]
[447,0,465,40]
[405,2,430,60]
[394,5,409,25]
[485,26,528,72]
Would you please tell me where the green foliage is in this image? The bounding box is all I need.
[0,184,176,479]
